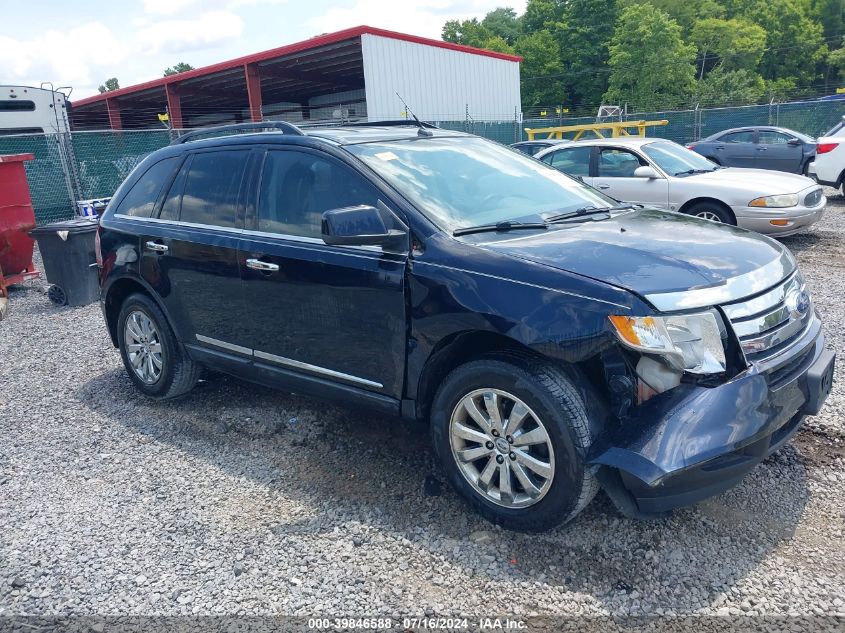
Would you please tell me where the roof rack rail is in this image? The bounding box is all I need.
[171,121,305,145]
[347,120,438,129]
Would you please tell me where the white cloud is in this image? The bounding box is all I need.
[142,0,287,16]
[309,0,527,40]
[0,22,128,94]
[136,10,245,54]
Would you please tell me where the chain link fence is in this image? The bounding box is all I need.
[2,98,843,225]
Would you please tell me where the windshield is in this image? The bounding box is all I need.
[642,141,718,176]
[347,137,617,231]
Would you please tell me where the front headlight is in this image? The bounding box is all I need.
[609,312,726,374]
[749,193,799,208]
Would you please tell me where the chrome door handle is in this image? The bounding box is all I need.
[145,241,168,253]
[246,258,279,272]
[757,147,768,151]
[597,184,611,189]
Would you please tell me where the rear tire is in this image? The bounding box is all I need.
[117,293,200,399]
[430,356,598,532]
[685,201,735,225]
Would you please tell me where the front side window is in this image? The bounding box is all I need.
[114,156,180,218]
[548,146,591,176]
[180,150,249,227]
[347,137,616,231]
[597,148,645,177]
[758,131,794,145]
[257,150,381,238]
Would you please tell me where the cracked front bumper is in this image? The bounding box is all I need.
[588,319,834,515]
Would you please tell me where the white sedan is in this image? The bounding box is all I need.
[536,138,826,236]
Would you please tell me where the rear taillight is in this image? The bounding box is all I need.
[95,227,103,268]
[686,144,696,150]
[817,142,839,154]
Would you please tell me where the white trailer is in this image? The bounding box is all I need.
[0,85,71,135]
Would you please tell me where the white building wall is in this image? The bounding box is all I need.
[360,34,520,122]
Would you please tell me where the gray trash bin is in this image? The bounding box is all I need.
[29,217,99,306]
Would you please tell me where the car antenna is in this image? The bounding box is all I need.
[396,92,433,136]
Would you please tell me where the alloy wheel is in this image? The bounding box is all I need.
[124,310,163,384]
[695,210,722,222]
[449,388,555,508]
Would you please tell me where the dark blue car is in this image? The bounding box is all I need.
[96,121,834,531]
[688,126,816,174]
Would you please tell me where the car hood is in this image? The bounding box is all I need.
[477,208,793,302]
[684,167,816,193]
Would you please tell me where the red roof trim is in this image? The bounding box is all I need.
[73,25,522,107]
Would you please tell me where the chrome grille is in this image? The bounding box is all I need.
[721,272,813,361]
[804,188,823,207]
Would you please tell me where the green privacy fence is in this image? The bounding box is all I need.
[523,98,845,143]
[3,98,843,225]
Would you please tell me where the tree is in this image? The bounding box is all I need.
[557,0,618,108]
[515,31,567,106]
[97,78,120,93]
[621,0,724,36]
[603,4,697,110]
[482,7,521,45]
[696,68,766,105]
[520,0,564,32]
[691,18,767,74]
[163,62,195,77]
[442,18,492,47]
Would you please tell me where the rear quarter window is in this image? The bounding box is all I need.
[114,156,180,218]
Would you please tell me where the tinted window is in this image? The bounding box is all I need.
[159,157,189,221]
[0,100,35,112]
[257,150,381,238]
[597,148,646,177]
[549,146,591,176]
[115,157,179,218]
[722,131,755,144]
[758,131,794,145]
[180,151,248,227]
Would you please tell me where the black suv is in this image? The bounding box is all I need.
[97,121,834,531]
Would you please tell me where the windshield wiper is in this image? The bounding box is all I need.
[545,204,635,223]
[676,168,716,176]
[453,220,547,237]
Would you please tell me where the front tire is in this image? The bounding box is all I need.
[431,356,598,531]
[117,293,200,399]
[685,201,735,224]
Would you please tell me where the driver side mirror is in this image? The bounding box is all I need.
[634,166,659,179]
[321,204,408,251]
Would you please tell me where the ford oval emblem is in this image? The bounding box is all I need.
[785,288,811,319]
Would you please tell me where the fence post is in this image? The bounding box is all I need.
[55,132,82,211]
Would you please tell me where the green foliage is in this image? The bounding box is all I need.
[443,0,837,110]
[163,62,195,77]
[515,31,567,106]
[696,68,766,105]
[691,18,766,71]
[604,4,697,109]
[97,78,120,94]
[482,7,521,45]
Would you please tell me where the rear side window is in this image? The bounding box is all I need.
[115,156,180,218]
[180,150,249,227]
[548,146,591,176]
[256,150,381,238]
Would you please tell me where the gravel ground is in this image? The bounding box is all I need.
[1,193,844,629]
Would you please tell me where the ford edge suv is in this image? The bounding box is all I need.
[96,121,835,531]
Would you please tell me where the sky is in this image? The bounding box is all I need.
[0,0,526,99]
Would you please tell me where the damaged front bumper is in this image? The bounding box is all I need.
[588,316,835,516]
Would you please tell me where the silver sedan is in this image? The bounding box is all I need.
[536,138,825,236]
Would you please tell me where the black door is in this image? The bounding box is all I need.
[140,148,254,365]
[238,147,407,398]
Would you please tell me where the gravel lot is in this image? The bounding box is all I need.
[1,192,844,628]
